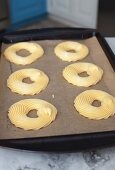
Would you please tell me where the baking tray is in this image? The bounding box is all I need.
[0,28,115,151]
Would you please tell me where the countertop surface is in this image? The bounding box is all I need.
[0,38,115,170]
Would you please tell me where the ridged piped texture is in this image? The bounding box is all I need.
[63,62,103,87]
[4,42,44,65]
[54,41,89,62]
[8,99,57,130]
[7,68,49,95]
[74,90,115,120]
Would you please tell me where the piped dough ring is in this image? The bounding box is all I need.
[54,41,89,62]
[74,90,115,120]
[4,42,44,65]
[63,62,103,87]
[7,68,49,95]
[8,99,57,130]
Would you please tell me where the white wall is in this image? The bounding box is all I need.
[47,0,99,28]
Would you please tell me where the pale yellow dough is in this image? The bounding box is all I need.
[54,41,89,62]
[4,42,44,65]
[8,99,57,130]
[63,62,103,87]
[74,90,115,120]
[7,68,49,95]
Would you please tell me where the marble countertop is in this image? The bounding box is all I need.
[0,38,115,170]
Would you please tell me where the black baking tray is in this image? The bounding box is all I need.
[0,28,115,151]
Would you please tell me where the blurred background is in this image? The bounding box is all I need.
[0,0,115,36]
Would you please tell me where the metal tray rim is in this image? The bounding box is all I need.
[0,27,115,151]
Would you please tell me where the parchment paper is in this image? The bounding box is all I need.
[0,37,115,139]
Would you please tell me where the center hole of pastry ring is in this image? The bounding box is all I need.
[92,100,101,107]
[78,71,89,77]
[16,49,31,57]
[66,49,76,53]
[23,77,34,84]
[27,109,38,118]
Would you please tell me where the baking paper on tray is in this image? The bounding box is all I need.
[0,37,115,139]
